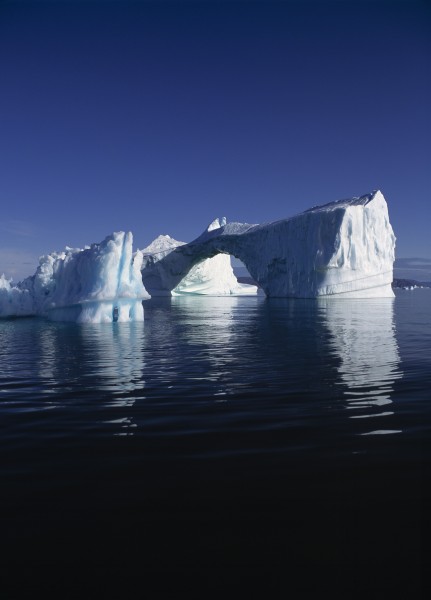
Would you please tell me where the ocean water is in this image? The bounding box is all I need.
[1,290,430,597]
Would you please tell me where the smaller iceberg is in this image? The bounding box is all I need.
[0,232,149,322]
[142,218,258,296]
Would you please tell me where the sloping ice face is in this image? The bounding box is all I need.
[243,190,396,297]
[0,232,149,322]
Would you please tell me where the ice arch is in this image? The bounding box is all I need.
[141,191,395,298]
[142,219,258,296]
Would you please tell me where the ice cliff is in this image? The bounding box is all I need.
[0,232,148,322]
[141,190,396,298]
[142,219,258,296]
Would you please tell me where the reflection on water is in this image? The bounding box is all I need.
[318,297,403,435]
[81,322,146,436]
[170,295,264,399]
[1,296,428,597]
[79,322,145,397]
[0,295,408,443]
[36,321,146,436]
[38,327,55,382]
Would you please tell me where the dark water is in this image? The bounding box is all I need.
[1,291,430,597]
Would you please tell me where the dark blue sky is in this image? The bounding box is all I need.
[1,0,430,279]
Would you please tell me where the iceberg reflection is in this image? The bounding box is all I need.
[79,322,146,435]
[38,325,58,389]
[36,320,146,433]
[318,297,403,435]
[170,295,263,398]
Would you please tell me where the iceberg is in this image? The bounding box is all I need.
[0,232,149,322]
[142,219,258,296]
[141,190,396,298]
[1,190,396,322]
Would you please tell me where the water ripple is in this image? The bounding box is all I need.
[1,292,429,455]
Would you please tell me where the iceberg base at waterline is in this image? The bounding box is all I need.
[0,232,148,323]
[46,298,145,323]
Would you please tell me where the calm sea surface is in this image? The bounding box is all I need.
[1,290,430,597]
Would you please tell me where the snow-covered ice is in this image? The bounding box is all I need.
[141,190,396,298]
[0,232,149,322]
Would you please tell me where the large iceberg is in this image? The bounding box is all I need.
[142,219,258,296]
[1,190,396,321]
[141,190,396,298]
[0,232,149,322]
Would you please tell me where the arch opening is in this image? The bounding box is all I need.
[231,257,260,288]
[171,253,260,296]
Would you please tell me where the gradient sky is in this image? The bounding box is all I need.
[1,0,430,280]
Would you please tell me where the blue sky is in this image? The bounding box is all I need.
[1,0,430,280]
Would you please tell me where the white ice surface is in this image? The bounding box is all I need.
[141,191,396,298]
[1,190,396,321]
[0,232,149,322]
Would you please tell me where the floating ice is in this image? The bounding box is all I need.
[0,232,149,322]
[1,190,396,322]
[141,190,396,298]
